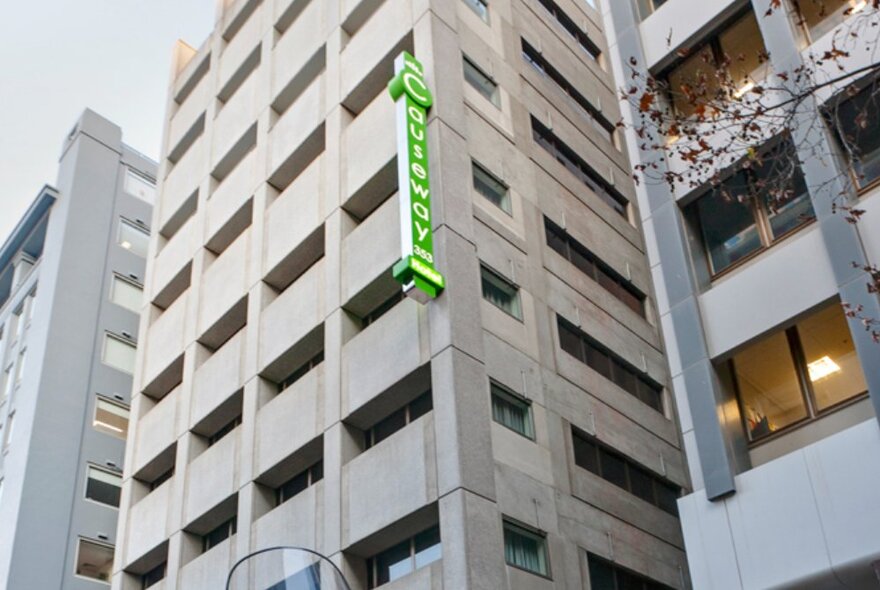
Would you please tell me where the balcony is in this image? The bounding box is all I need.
[163,137,206,226]
[185,428,241,525]
[342,298,429,417]
[343,90,396,209]
[198,228,250,347]
[267,73,325,190]
[341,193,400,303]
[256,364,324,476]
[133,386,179,475]
[343,415,437,545]
[259,259,325,372]
[143,292,188,391]
[213,72,259,173]
[179,538,234,590]
[192,329,245,428]
[125,477,173,566]
[272,0,325,101]
[252,481,322,550]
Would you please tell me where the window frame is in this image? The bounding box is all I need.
[824,78,880,194]
[480,264,523,320]
[117,218,151,258]
[101,332,137,374]
[93,395,130,439]
[109,273,144,313]
[472,160,512,215]
[203,517,237,553]
[278,350,324,393]
[685,138,816,278]
[74,537,115,584]
[587,552,676,590]
[276,460,324,506]
[461,0,490,23]
[462,55,501,108]
[502,518,552,579]
[141,561,166,589]
[730,303,869,445]
[366,525,442,588]
[490,381,535,440]
[84,464,123,509]
[364,390,433,449]
[535,0,603,66]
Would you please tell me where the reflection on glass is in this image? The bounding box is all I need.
[377,540,413,585]
[667,45,719,117]
[797,304,867,410]
[413,527,442,569]
[835,84,880,188]
[693,174,763,273]
[718,11,767,91]
[733,331,807,439]
[118,219,150,258]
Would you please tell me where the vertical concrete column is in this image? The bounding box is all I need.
[601,0,748,499]
[751,0,880,421]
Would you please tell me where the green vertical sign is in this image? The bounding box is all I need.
[389,51,445,303]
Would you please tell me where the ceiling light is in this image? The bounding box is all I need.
[808,356,841,381]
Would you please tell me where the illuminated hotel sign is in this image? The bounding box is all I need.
[389,51,445,303]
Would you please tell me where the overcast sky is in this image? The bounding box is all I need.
[0,1,216,241]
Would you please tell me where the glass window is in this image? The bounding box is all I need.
[480,265,522,320]
[503,520,549,577]
[368,525,441,588]
[94,397,129,439]
[797,304,867,411]
[572,429,680,516]
[692,173,763,273]
[124,169,157,204]
[588,553,675,590]
[472,162,511,214]
[278,351,324,393]
[463,56,500,108]
[103,334,136,374]
[75,539,114,582]
[462,0,489,22]
[665,9,768,115]
[795,0,853,41]
[203,517,236,552]
[733,331,807,439]
[103,337,134,370]
[636,0,668,20]
[732,301,868,441]
[110,275,143,313]
[118,219,150,258]
[365,391,433,449]
[535,0,603,63]
[830,83,880,189]
[86,466,122,508]
[277,460,323,505]
[142,562,166,588]
[491,382,534,439]
[207,416,241,446]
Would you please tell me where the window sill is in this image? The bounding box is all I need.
[745,391,870,448]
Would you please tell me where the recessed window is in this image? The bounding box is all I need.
[124,169,157,204]
[1,365,12,404]
[573,429,680,516]
[491,382,534,439]
[203,517,237,553]
[685,139,814,275]
[3,411,14,451]
[142,562,166,588]
[480,265,522,320]
[635,0,668,19]
[828,81,880,190]
[367,525,442,588]
[545,218,645,317]
[588,552,675,590]
[110,274,143,313]
[557,317,664,413]
[794,0,857,42]
[503,519,550,577]
[94,397,129,439]
[462,0,489,22]
[118,219,150,258]
[535,0,603,64]
[522,40,616,146]
[665,9,767,116]
[531,117,628,218]
[472,161,511,214]
[14,348,25,386]
[149,466,174,491]
[278,350,324,393]
[276,460,323,505]
[75,538,114,582]
[365,391,432,449]
[102,333,136,374]
[732,301,867,441]
[463,56,500,108]
[86,465,122,508]
[362,292,405,328]
[208,415,242,446]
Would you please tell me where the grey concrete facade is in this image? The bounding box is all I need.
[0,110,156,589]
[599,0,880,587]
[113,1,690,589]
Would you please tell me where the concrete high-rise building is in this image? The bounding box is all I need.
[0,110,156,588]
[113,1,692,589]
[600,1,880,588]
